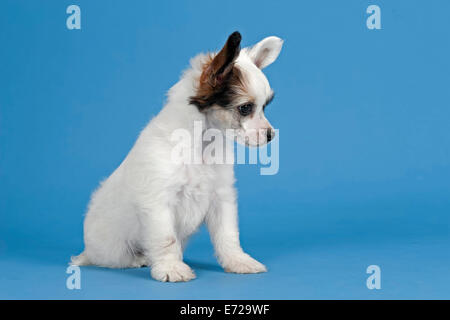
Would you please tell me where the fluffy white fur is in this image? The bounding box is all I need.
[71,35,283,282]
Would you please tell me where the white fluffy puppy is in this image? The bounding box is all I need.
[71,32,283,282]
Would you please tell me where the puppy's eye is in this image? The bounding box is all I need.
[237,104,253,116]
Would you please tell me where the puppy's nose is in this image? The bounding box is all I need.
[266,129,274,142]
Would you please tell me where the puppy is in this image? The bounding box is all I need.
[71,32,283,282]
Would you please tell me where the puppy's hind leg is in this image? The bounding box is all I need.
[128,247,149,268]
[127,255,147,268]
[75,235,142,269]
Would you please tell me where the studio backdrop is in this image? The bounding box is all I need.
[0,0,449,299]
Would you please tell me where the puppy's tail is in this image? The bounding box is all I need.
[70,251,91,266]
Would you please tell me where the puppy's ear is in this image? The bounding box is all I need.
[190,32,241,110]
[202,31,241,87]
[247,36,283,69]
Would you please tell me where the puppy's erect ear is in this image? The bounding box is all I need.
[247,36,283,69]
[190,32,242,110]
[203,31,241,87]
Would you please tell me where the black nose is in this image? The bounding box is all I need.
[267,129,274,142]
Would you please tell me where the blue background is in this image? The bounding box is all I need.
[1,0,449,299]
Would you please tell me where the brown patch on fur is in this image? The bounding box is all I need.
[190,32,247,111]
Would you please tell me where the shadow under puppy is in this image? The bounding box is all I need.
[71,31,283,282]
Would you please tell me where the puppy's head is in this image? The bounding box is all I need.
[190,32,283,146]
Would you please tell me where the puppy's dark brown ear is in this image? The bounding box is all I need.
[204,31,241,87]
[190,32,241,110]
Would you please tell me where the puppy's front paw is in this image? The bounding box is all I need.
[151,260,196,282]
[222,253,267,274]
